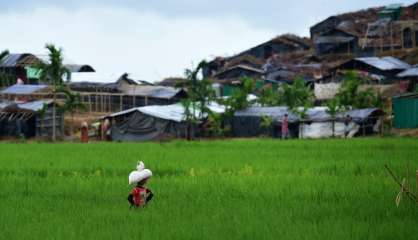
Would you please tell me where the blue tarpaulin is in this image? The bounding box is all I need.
[0,84,48,95]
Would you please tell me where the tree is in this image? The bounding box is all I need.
[220,77,256,136]
[0,49,12,88]
[258,85,280,106]
[335,71,382,110]
[278,76,314,111]
[37,103,48,138]
[180,98,196,140]
[277,76,314,138]
[36,44,70,141]
[222,77,255,116]
[260,115,274,137]
[58,86,87,135]
[326,98,340,137]
[0,50,8,61]
[179,60,216,139]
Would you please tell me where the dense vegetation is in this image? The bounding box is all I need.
[0,138,417,239]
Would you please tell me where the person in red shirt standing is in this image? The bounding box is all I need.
[80,122,89,143]
[128,162,154,208]
[281,114,289,139]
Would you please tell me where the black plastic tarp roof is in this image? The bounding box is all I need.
[234,107,383,123]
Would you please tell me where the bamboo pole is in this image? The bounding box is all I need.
[95,89,98,112]
[89,95,92,113]
[390,22,393,53]
[385,165,417,202]
[120,95,123,111]
[407,161,410,194]
[101,93,104,113]
[108,95,111,112]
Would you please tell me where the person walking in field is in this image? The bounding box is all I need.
[128,161,154,208]
[344,114,352,138]
[80,122,89,143]
[281,114,289,139]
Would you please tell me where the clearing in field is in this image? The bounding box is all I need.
[0,138,417,240]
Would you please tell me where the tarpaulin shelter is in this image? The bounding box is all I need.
[233,107,384,138]
[335,57,411,83]
[0,99,63,138]
[101,102,225,142]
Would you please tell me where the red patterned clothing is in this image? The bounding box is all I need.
[131,187,151,207]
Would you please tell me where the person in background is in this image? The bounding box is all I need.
[80,122,89,143]
[281,114,289,139]
[101,119,111,141]
[344,114,352,138]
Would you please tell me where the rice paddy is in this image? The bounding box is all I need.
[0,138,417,239]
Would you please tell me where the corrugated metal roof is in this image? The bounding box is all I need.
[397,67,418,77]
[0,53,43,68]
[131,86,184,99]
[70,72,123,83]
[0,54,23,67]
[0,84,49,95]
[355,57,411,70]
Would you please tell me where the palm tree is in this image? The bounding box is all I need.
[326,98,340,137]
[278,76,314,139]
[179,60,216,139]
[0,50,8,61]
[0,50,9,88]
[36,44,70,141]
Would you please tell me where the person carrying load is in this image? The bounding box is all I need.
[128,161,154,208]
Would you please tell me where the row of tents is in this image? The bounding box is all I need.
[101,103,384,142]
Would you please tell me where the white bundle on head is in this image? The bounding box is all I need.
[128,161,152,185]
[137,161,145,171]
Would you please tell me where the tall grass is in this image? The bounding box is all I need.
[0,138,417,239]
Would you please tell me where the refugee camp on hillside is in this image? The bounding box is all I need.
[2,2,418,141]
[1,1,418,240]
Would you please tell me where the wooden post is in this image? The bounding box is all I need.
[95,89,98,112]
[133,85,137,107]
[101,94,104,113]
[402,27,404,49]
[407,161,410,194]
[380,116,384,137]
[133,95,136,108]
[390,22,393,53]
[363,122,366,137]
[381,35,384,53]
[105,95,108,112]
[120,95,123,111]
[108,95,111,112]
[89,94,92,113]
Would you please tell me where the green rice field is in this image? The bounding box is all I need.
[0,138,417,239]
